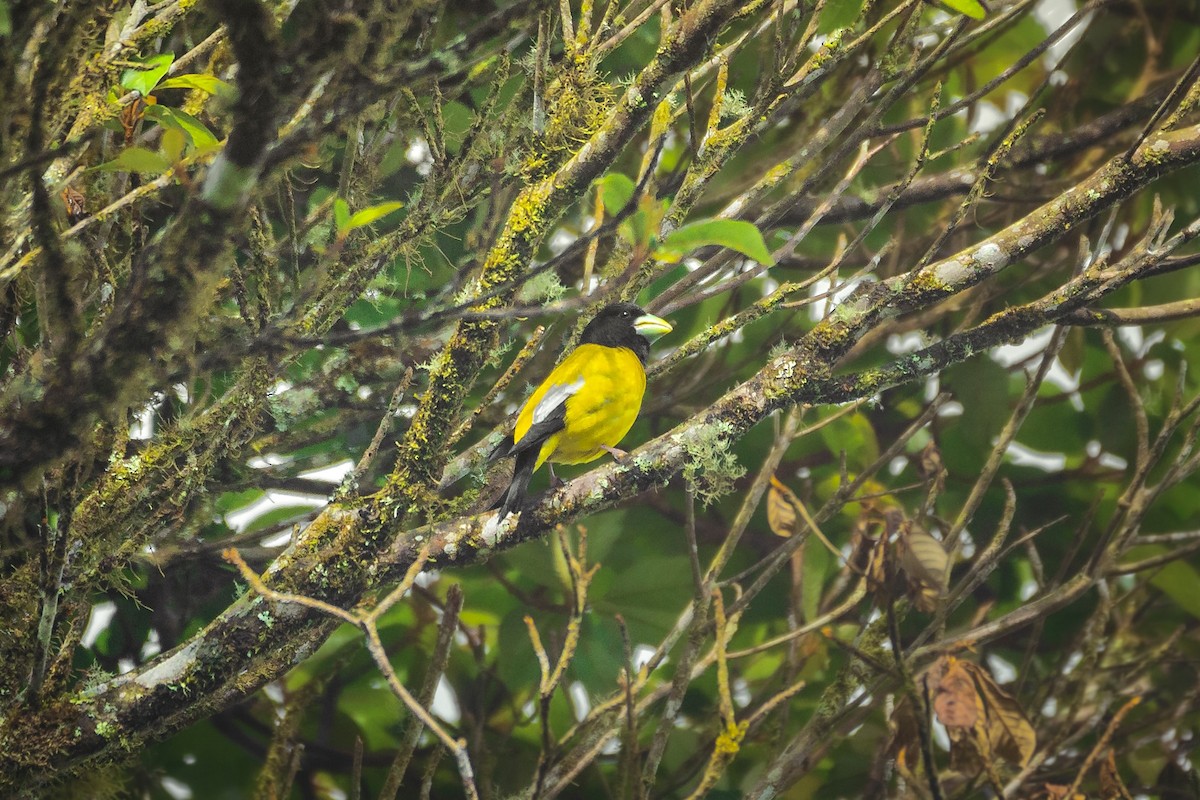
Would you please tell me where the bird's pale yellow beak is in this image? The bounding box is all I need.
[634,313,672,340]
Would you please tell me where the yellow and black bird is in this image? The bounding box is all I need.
[490,302,673,519]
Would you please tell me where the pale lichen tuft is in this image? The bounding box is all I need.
[682,421,744,505]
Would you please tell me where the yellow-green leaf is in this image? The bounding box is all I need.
[597,172,635,215]
[333,197,350,234]
[1126,545,1200,619]
[940,0,986,19]
[161,127,186,163]
[623,194,665,250]
[120,53,174,96]
[345,201,405,232]
[155,74,235,98]
[144,105,218,148]
[654,219,776,266]
[94,146,171,175]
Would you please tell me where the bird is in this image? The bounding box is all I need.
[489,302,672,520]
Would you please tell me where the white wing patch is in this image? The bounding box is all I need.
[532,376,585,424]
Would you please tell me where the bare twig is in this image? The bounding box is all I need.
[378,584,463,800]
[223,547,480,800]
[1063,696,1142,798]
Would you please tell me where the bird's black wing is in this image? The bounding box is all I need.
[489,377,574,460]
[508,406,567,456]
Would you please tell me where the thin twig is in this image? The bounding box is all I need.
[1064,696,1142,797]
[345,367,415,493]
[378,585,463,800]
[223,547,481,800]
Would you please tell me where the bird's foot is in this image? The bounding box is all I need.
[548,464,566,488]
[601,445,629,462]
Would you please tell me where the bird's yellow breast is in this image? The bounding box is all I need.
[514,344,647,468]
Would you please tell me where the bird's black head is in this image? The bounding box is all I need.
[579,302,672,363]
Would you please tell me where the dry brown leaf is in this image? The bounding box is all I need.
[886,696,922,771]
[1100,750,1134,800]
[900,525,949,587]
[948,726,987,775]
[917,439,945,481]
[920,657,1037,777]
[767,475,798,537]
[889,656,1035,784]
[863,531,889,592]
[917,439,947,500]
[962,660,1037,768]
[61,185,87,224]
[932,657,981,729]
[916,656,989,775]
[899,523,950,611]
[912,584,942,613]
[767,475,847,568]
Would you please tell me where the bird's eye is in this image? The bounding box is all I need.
[622,311,629,317]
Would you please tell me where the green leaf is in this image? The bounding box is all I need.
[94,146,171,175]
[939,0,986,19]
[593,554,694,639]
[333,198,351,234]
[497,607,542,690]
[818,0,865,31]
[339,682,404,750]
[144,104,218,148]
[654,219,777,265]
[1128,545,1200,619]
[160,126,186,163]
[621,194,665,251]
[155,73,235,98]
[215,489,264,514]
[345,201,405,232]
[569,615,625,692]
[242,504,320,535]
[120,53,174,96]
[802,535,831,623]
[818,412,880,472]
[597,172,635,216]
[1056,327,1088,379]
[944,356,1011,453]
[0,1,11,37]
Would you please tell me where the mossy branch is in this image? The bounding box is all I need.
[381,0,748,505]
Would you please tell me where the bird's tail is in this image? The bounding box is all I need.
[494,447,538,519]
